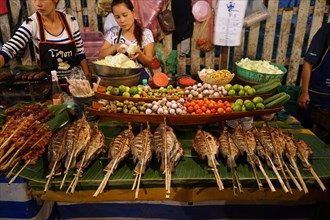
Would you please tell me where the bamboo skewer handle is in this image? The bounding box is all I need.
[267,155,289,193]
[258,162,276,192]
[9,160,30,185]
[290,157,308,194]
[283,162,302,192]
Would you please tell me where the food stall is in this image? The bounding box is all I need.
[1,0,330,219]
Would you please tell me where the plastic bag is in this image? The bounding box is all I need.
[157,8,175,34]
[195,1,214,52]
[244,0,269,27]
[131,0,165,38]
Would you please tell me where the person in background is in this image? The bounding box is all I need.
[296,22,330,129]
[0,0,90,81]
[98,0,155,81]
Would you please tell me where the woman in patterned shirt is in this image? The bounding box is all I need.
[0,0,89,80]
[98,0,155,80]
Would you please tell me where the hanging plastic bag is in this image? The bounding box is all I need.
[131,0,165,38]
[244,0,270,27]
[195,1,214,52]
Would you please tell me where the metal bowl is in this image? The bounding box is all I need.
[98,72,141,87]
[92,62,142,77]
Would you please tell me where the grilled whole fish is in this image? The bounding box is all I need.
[294,138,313,168]
[64,119,83,169]
[192,127,219,168]
[152,124,183,172]
[105,125,134,171]
[71,116,91,169]
[131,125,153,175]
[257,123,278,166]
[48,124,70,174]
[76,124,105,169]
[219,127,240,168]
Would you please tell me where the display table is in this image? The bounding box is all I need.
[5,117,330,219]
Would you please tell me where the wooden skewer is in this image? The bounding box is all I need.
[60,151,75,189]
[163,118,169,197]
[283,162,302,191]
[132,171,139,191]
[6,161,20,178]
[303,159,326,191]
[248,155,263,191]
[289,157,308,194]
[266,154,289,193]
[135,159,144,199]
[257,158,276,192]
[8,160,30,185]
[234,169,243,193]
[93,158,118,197]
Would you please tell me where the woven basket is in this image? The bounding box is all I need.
[198,69,235,85]
[235,62,287,83]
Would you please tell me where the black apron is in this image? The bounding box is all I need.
[36,11,78,79]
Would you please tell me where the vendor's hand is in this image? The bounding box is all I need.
[298,92,310,109]
[128,47,141,60]
[116,43,128,54]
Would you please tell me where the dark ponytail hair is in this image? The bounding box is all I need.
[111,0,143,47]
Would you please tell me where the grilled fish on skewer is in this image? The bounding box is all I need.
[253,126,288,193]
[219,127,242,195]
[67,123,105,193]
[131,123,153,199]
[284,134,308,194]
[44,124,70,191]
[94,124,134,197]
[60,119,84,189]
[274,127,302,191]
[292,137,326,191]
[232,124,267,191]
[267,124,294,193]
[152,123,184,198]
[71,115,91,169]
[193,126,224,191]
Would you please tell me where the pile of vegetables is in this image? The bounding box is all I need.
[237,58,284,74]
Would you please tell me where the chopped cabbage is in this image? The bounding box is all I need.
[237,58,283,74]
[94,53,140,68]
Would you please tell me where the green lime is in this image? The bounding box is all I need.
[137,84,143,91]
[245,102,255,111]
[247,88,256,96]
[244,99,252,105]
[129,86,139,96]
[235,98,244,106]
[244,85,251,91]
[224,84,232,91]
[228,89,236,96]
[119,85,127,94]
[238,89,245,96]
[253,96,264,104]
[133,94,141,98]
[256,102,265,110]
[122,92,130,97]
[242,105,246,112]
[110,87,120,96]
[232,84,241,92]
[106,85,113,92]
[232,104,242,112]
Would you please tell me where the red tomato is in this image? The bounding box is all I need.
[210,108,217,113]
[194,104,200,111]
[201,106,207,112]
[188,106,194,113]
[196,109,203,114]
[217,108,224,114]
[225,107,232,113]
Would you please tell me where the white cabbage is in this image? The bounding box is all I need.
[237,58,283,74]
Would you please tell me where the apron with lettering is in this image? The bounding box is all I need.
[36,11,78,80]
[309,45,330,105]
[116,28,152,83]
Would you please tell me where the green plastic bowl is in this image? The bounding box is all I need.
[235,62,287,83]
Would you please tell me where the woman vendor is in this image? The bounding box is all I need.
[98,0,155,81]
[0,0,90,81]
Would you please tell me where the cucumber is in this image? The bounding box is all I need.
[263,92,287,104]
[252,78,281,90]
[255,81,281,95]
[264,94,291,109]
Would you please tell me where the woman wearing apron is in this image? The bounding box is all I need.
[98,0,155,82]
[296,23,330,129]
[0,0,90,82]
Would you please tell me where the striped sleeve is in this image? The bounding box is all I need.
[0,19,34,63]
[69,16,86,61]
